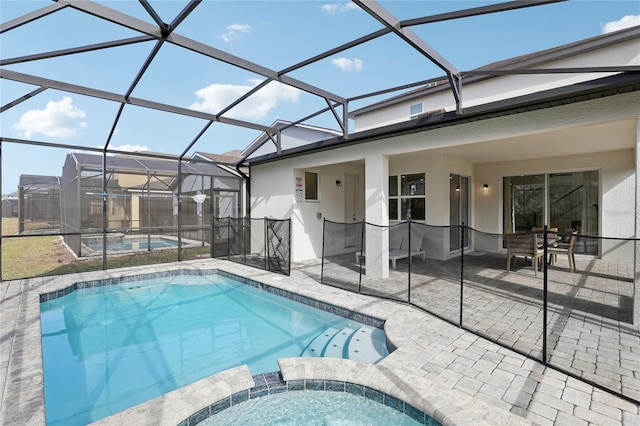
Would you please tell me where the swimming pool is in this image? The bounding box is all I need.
[39,271,389,425]
[81,235,180,253]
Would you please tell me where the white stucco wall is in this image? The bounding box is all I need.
[354,37,640,132]
[250,91,638,265]
[251,152,367,261]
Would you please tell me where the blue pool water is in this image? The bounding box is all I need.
[83,237,178,252]
[40,274,385,425]
[200,391,434,426]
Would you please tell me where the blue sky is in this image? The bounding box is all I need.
[1,0,639,194]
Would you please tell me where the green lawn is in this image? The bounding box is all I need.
[1,218,212,281]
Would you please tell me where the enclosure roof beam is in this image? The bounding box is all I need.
[0,2,66,33]
[0,69,276,134]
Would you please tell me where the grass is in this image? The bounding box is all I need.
[1,218,213,281]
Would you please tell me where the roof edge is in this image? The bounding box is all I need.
[245,72,640,165]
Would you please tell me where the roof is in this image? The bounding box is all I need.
[244,72,640,165]
[18,175,61,189]
[349,25,640,118]
[68,152,238,177]
[241,120,343,160]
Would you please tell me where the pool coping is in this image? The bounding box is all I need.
[2,259,533,426]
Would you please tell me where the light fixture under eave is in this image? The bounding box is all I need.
[483,184,489,192]
[455,185,460,192]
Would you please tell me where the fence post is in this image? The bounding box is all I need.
[358,220,364,293]
[264,218,269,271]
[460,222,465,327]
[225,218,230,261]
[407,220,412,304]
[321,218,326,284]
[543,225,548,364]
[287,218,291,276]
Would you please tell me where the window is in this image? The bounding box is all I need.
[389,173,425,220]
[409,103,423,118]
[305,171,319,201]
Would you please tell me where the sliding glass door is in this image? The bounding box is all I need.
[503,171,599,255]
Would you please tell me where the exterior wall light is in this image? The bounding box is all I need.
[336,180,342,187]
[483,184,489,192]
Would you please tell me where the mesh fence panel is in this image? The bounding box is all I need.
[215,217,290,275]
[321,219,363,293]
[463,228,544,361]
[358,223,405,300]
[409,223,461,325]
[267,218,291,275]
[546,234,639,401]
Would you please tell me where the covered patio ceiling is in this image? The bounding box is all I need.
[391,117,637,164]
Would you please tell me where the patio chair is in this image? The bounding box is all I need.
[505,232,545,276]
[548,231,577,272]
[355,225,405,265]
[389,227,425,268]
[355,226,425,269]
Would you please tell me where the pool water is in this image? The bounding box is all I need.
[83,237,178,252]
[40,274,384,425]
[200,390,435,426]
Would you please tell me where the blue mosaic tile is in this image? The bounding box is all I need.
[250,386,269,398]
[325,380,345,392]
[305,379,324,391]
[405,403,425,424]
[209,397,230,415]
[384,394,404,412]
[231,390,249,405]
[287,380,304,391]
[268,385,287,395]
[187,406,210,425]
[345,382,364,396]
[252,375,267,387]
[364,386,384,404]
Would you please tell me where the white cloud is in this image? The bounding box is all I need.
[221,23,251,42]
[602,15,640,33]
[331,57,363,72]
[190,79,301,121]
[109,144,149,152]
[321,2,358,14]
[12,96,87,139]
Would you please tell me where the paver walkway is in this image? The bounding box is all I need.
[1,258,639,425]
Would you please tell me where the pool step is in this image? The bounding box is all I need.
[347,326,387,363]
[300,325,388,363]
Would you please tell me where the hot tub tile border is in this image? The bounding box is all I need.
[180,373,438,426]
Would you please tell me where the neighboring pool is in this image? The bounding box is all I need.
[200,390,435,426]
[39,271,389,425]
[82,235,179,253]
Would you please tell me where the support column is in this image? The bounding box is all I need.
[365,153,389,278]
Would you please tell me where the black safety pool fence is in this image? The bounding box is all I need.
[213,217,291,276]
[320,218,640,405]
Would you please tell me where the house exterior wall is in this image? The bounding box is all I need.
[250,91,638,265]
[354,38,640,132]
[251,155,366,262]
[474,149,635,259]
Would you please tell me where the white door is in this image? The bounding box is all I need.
[344,174,358,247]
